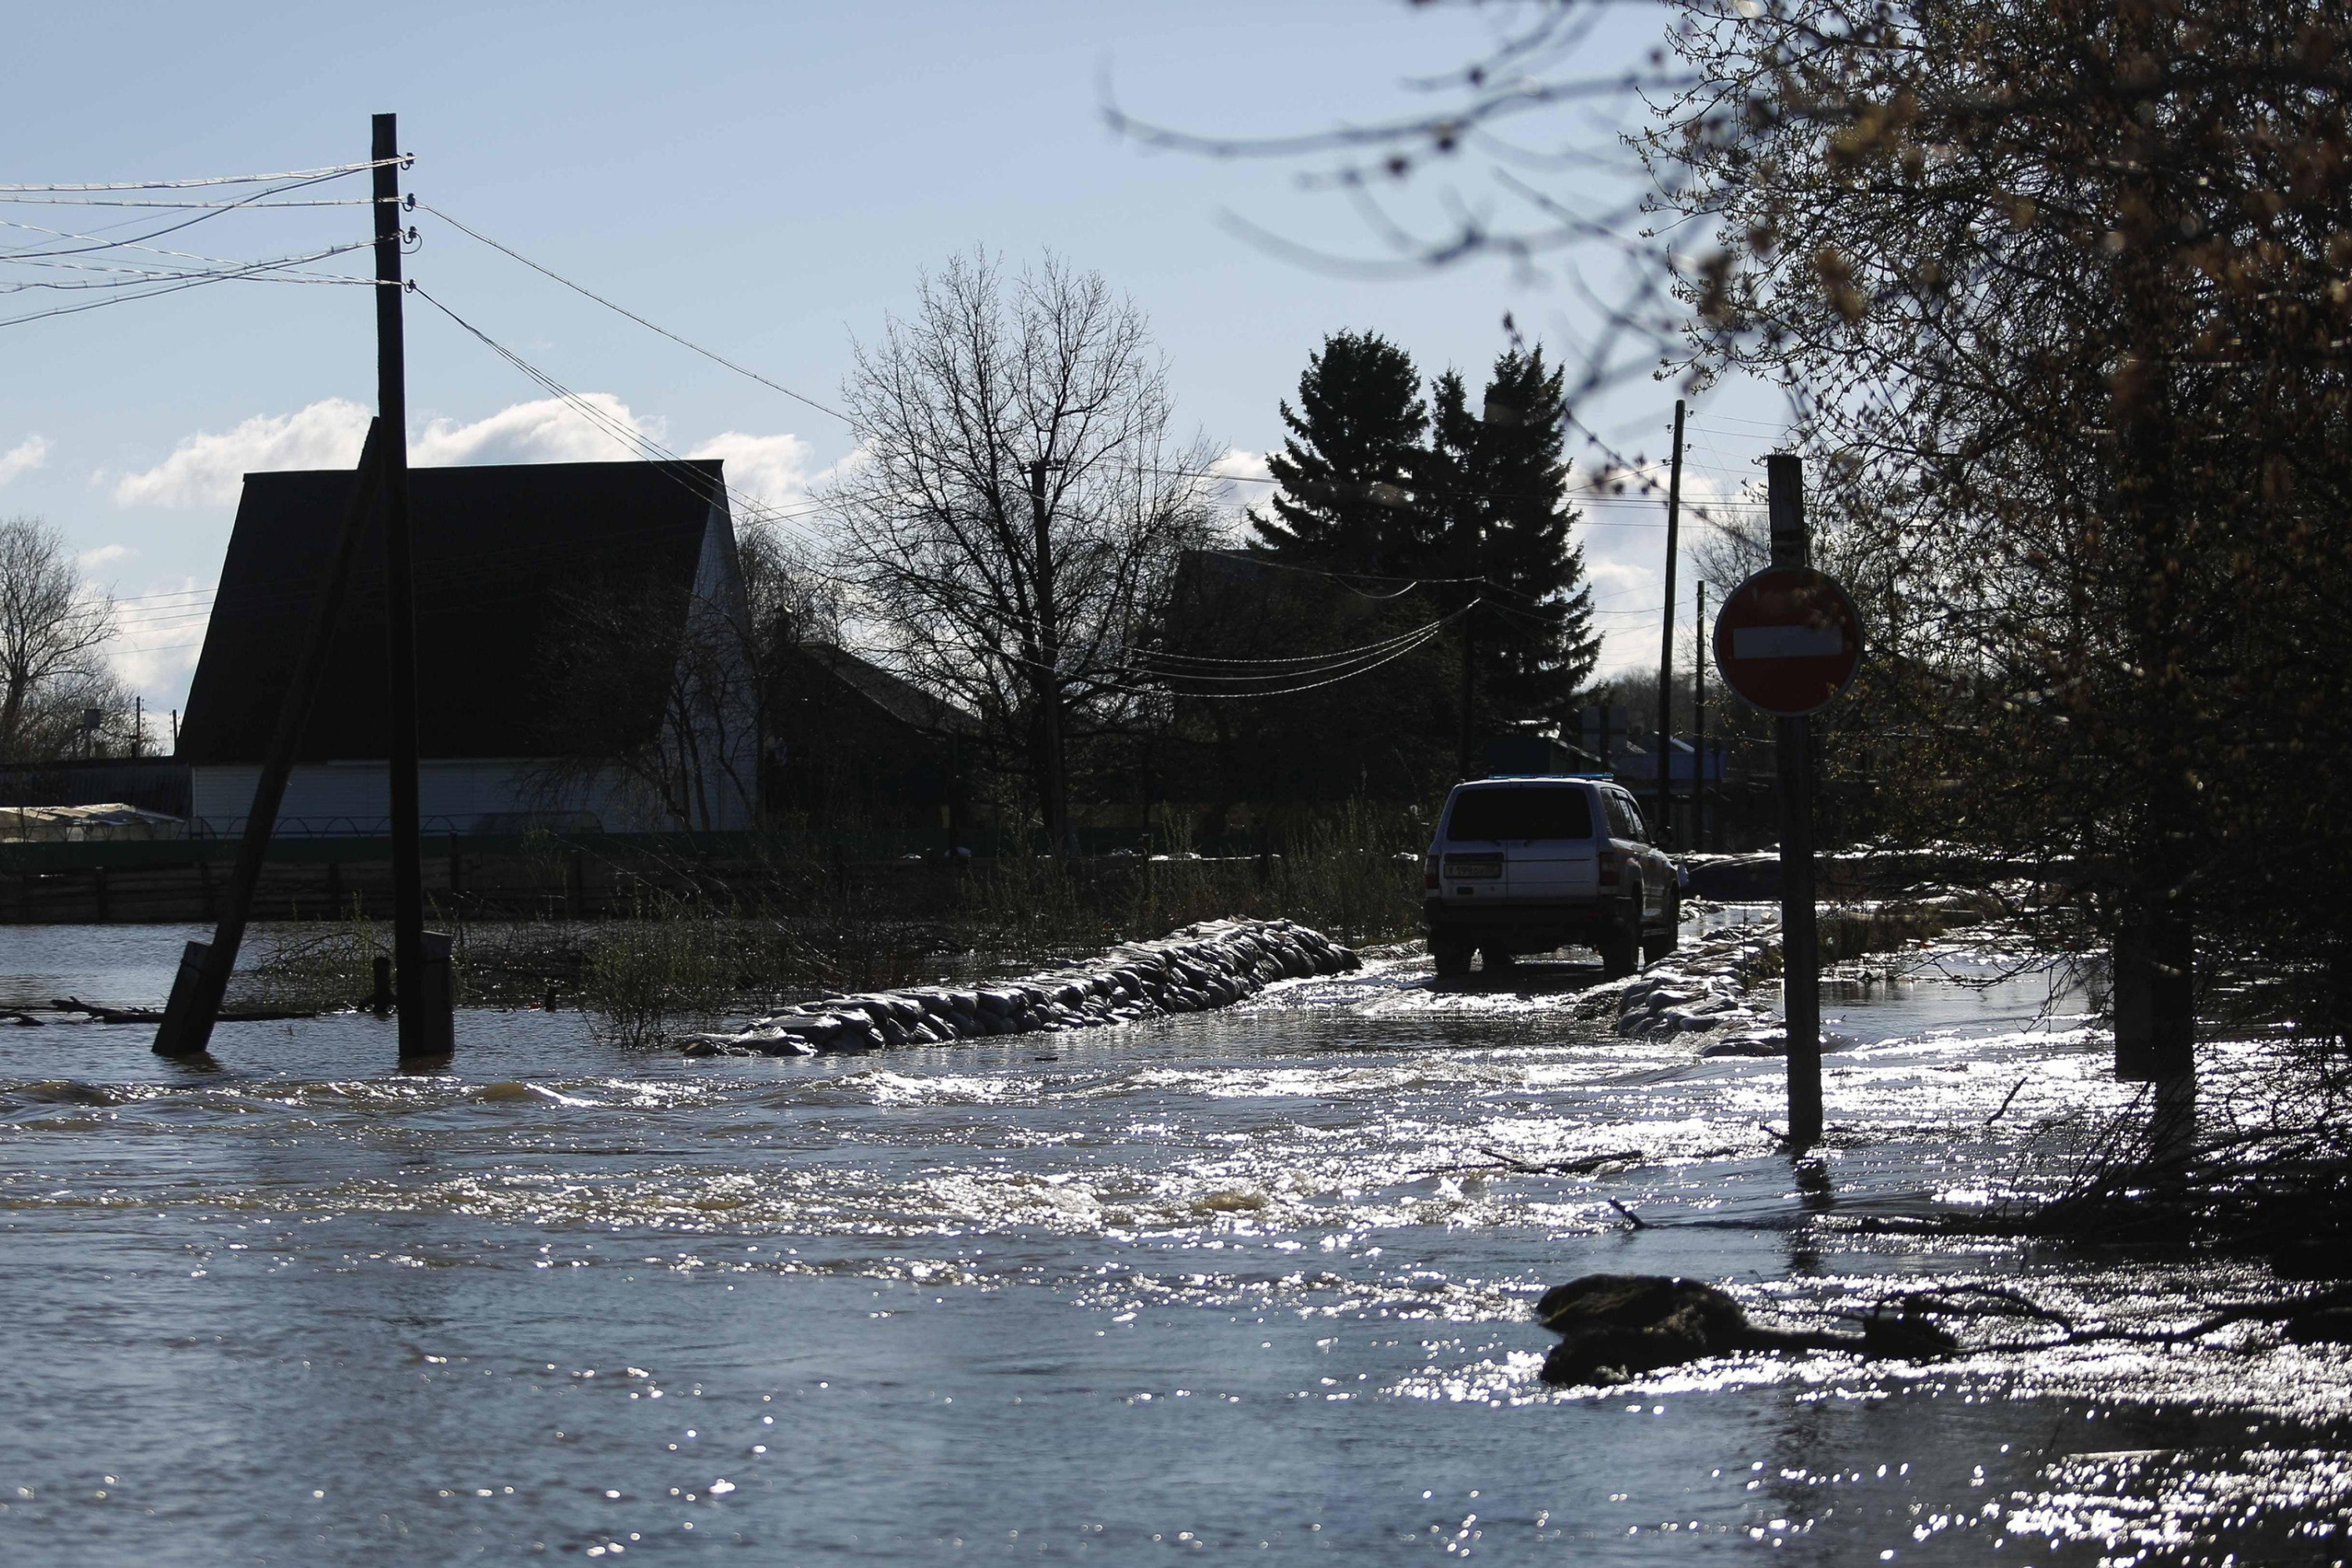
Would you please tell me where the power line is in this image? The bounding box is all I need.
[1200,546,1487,590]
[2,216,368,267]
[1,168,379,263]
[1132,612,1457,671]
[0,245,383,329]
[0,242,376,293]
[0,159,403,194]
[1143,608,1468,701]
[416,201,848,425]
[408,281,838,555]
[0,196,376,210]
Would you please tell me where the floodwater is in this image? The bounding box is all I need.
[1,915,2345,1565]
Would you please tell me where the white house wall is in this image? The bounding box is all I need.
[188,759,683,837]
[678,503,759,831]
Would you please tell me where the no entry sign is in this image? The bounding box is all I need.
[1712,566,1862,717]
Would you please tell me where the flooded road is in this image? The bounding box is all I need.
[2,917,2345,1564]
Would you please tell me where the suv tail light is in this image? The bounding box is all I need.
[1597,848,1621,887]
[1424,857,1439,891]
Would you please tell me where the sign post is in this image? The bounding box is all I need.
[1711,456,1861,1150]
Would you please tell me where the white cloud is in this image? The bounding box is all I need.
[111,399,370,507]
[108,574,211,712]
[78,543,136,571]
[1208,446,1272,485]
[0,434,52,487]
[1569,463,1759,679]
[110,394,659,508]
[687,430,815,516]
[1200,447,1274,543]
[109,395,826,516]
[410,394,658,467]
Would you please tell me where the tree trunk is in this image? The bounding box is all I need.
[2111,215,2198,1086]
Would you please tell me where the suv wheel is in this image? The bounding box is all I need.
[1432,936,1474,978]
[1599,891,1640,978]
[1642,886,1680,965]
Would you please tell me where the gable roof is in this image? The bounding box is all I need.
[789,644,981,735]
[178,459,728,764]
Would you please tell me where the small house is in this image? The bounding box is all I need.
[177,459,756,837]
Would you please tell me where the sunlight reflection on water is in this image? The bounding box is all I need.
[0,921,2342,1564]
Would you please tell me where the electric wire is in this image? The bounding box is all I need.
[0,245,384,329]
[1132,608,1468,700]
[0,168,377,262]
[1127,612,1458,672]
[0,241,376,293]
[2,215,372,269]
[0,158,403,193]
[415,201,848,425]
[409,281,837,555]
[0,196,376,209]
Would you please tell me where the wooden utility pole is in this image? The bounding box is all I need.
[373,112,435,1062]
[1655,399,1685,841]
[1457,612,1476,779]
[1693,579,1707,854]
[1767,454,1822,1149]
[1458,512,1482,780]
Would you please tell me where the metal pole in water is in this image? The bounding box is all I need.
[1766,454,1823,1149]
[1656,399,1684,843]
[1694,579,1707,854]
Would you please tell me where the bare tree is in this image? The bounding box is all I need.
[0,517,122,764]
[828,251,1222,852]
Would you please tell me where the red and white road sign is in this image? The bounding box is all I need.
[1712,566,1862,717]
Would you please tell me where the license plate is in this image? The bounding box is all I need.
[1444,856,1502,879]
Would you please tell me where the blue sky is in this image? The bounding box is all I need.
[1,2,1788,719]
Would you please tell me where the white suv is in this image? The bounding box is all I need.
[1422,775,1680,978]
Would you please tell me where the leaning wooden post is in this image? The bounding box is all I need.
[155,423,390,1058]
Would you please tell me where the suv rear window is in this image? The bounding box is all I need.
[1446,786,1594,841]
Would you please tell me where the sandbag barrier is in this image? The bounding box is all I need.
[681,917,1360,1057]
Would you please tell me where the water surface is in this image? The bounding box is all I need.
[1,921,2343,1564]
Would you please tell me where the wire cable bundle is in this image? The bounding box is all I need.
[0,158,394,328]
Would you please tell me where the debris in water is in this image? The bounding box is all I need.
[1534,1273,1958,1387]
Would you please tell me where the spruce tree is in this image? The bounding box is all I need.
[1427,347,1598,727]
[1249,330,1428,575]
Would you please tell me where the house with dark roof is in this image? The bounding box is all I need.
[763,641,982,829]
[177,459,756,837]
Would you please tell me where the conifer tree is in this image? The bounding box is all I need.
[1249,330,1428,574]
[1426,347,1597,726]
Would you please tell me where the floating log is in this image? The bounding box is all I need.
[51,996,319,1025]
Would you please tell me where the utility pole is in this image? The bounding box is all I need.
[1457,612,1476,779]
[1767,454,1822,1149]
[1693,579,1707,854]
[373,112,434,1062]
[1655,399,1685,842]
[1027,457,1074,857]
[1457,514,1481,780]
